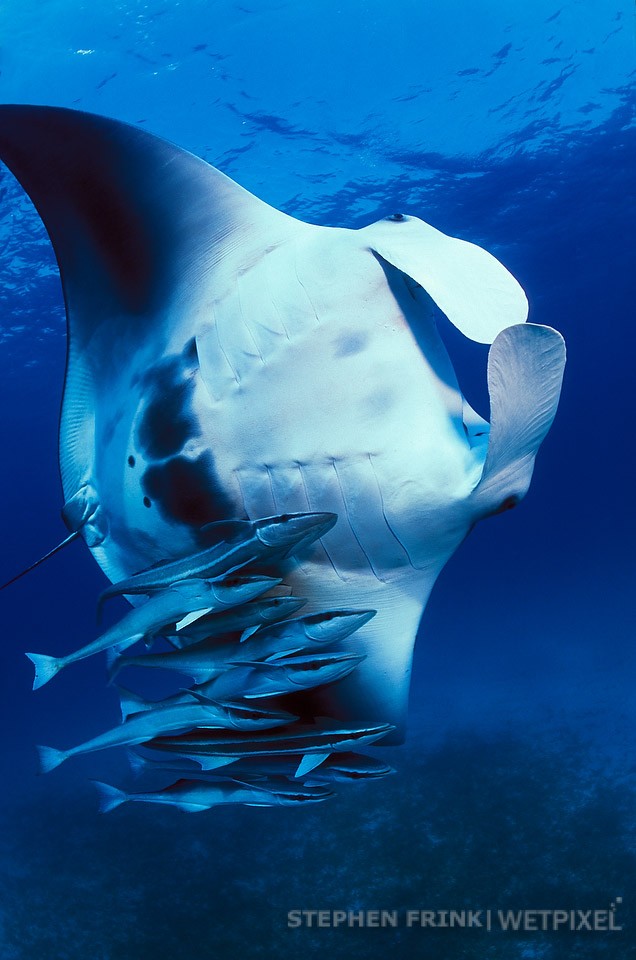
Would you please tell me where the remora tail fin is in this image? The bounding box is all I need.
[26,653,64,690]
[37,745,67,774]
[92,781,128,813]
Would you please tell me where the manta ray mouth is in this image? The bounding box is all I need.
[376,254,491,457]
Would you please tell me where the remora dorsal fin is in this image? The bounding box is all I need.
[117,686,152,721]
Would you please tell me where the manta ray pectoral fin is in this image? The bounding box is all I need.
[472,323,566,515]
[358,215,528,343]
[0,105,299,502]
[0,105,292,331]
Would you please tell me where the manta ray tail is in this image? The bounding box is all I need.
[0,531,79,593]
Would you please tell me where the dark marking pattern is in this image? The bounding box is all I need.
[136,339,233,531]
[142,454,233,527]
[136,354,196,460]
[334,331,369,358]
[365,389,395,417]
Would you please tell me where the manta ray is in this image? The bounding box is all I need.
[0,105,565,743]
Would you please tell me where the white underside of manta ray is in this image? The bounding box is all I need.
[0,106,565,743]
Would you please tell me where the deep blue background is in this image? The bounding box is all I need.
[0,2,634,958]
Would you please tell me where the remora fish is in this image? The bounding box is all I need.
[114,609,375,684]
[94,776,334,812]
[147,719,395,775]
[192,651,366,700]
[167,595,307,649]
[0,106,566,741]
[37,696,296,773]
[26,575,280,690]
[114,650,364,714]
[128,749,394,782]
[99,513,335,605]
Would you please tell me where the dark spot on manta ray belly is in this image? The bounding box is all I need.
[334,331,369,358]
[142,454,233,527]
[136,346,198,459]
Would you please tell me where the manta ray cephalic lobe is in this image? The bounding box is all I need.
[0,105,566,743]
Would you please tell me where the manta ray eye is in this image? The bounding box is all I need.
[143,496,151,508]
[387,213,405,222]
[128,455,136,467]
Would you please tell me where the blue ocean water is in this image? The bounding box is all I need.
[0,1,634,957]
